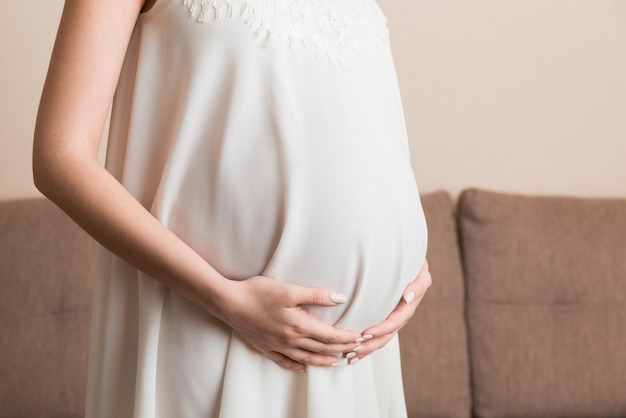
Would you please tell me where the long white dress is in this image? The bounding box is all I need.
[85,0,428,417]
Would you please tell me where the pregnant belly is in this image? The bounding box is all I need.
[157,163,427,332]
[153,131,427,333]
[262,161,428,332]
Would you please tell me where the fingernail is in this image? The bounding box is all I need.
[330,293,347,304]
[355,337,365,343]
[363,334,373,340]
[331,362,340,367]
[353,345,363,352]
[403,291,416,304]
[346,352,357,359]
[349,357,360,365]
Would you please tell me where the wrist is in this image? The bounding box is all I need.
[197,273,241,325]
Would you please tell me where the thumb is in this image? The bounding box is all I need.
[293,285,348,307]
[402,260,432,304]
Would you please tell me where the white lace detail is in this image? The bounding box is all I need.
[180,0,389,67]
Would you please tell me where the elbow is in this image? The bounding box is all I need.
[32,152,53,198]
[32,141,48,195]
[32,138,97,205]
[32,125,100,202]
[32,135,62,199]
[33,122,51,195]
[32,168,50,198]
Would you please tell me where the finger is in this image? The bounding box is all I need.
[402,263,432,304]
[280,347,342,367]
[362,292,425,338]
[290,309,362,344]
[290,284,349,307]
[264,351,306,372]
[344,333,395,363]
[363,306,409,338]
[294,336,361,355]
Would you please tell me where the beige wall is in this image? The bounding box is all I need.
[382,0,626,197]
[1,0,63,200]
[2,1,625,200]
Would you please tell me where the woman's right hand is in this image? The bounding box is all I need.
[216,275,362,371]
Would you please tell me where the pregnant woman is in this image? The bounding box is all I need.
[33,0,430,417]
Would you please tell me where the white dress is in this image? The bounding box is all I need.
[85,1,428,417]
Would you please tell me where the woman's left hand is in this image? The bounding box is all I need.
[343,259,432,364]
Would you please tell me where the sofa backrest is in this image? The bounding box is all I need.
[3,193,476,418]
[3,190,626,418]
[458,189,626,418]
[0,199,96,418]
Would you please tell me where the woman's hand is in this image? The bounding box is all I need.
[343,259,432,364]
[217,276,363,372]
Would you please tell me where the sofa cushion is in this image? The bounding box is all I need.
[459,189,626,418]
[0,198,96,418]
[400,191,472,418]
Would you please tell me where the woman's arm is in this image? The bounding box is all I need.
[33,0,361,371]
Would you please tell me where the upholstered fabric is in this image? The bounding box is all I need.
[0,198,96,418]
[400,191,472,418]
[4,190,626,418]
[459,189,626,418]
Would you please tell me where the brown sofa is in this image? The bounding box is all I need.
[2,189,626,418]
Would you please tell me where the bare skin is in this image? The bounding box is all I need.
[141,0,156,13]
[33,0,431,372]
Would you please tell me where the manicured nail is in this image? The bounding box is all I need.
[346,352,357,359]
[353,345,363,352]
[363,334,373,340]
[331,362,340,367]
[330,293,347,304]
[349,357,360,365]
[355,337,365,343]
[403,291,416,304]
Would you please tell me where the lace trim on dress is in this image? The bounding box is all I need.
[180,0,389,68]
